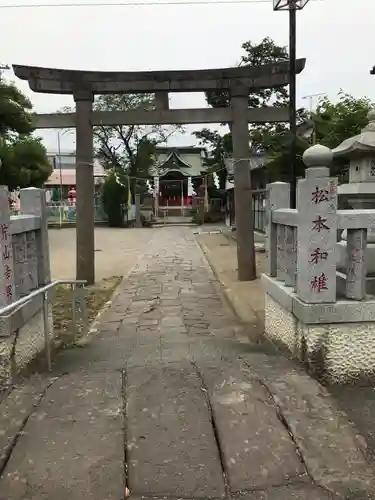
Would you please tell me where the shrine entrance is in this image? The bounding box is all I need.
[15,59,305,283]
[159,171,188,209]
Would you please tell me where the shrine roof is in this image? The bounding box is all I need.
[155,146,204,155]
[158,151,193,170]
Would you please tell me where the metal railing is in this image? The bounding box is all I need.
[0,280,87,371]
[252,188,267,233]
[46,204,107,226]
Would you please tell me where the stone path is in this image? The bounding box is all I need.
[0,227,374,499]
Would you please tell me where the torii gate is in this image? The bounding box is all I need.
[13,59,305,284]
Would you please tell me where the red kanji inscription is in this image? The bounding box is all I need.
[0,224,9,241]
[311,186,329,204]
[6,284,13,300]
[312,215,329,232]
[310,272,328,292]
[309,248,328,264]
[2,245,11,261]
[4,264,12,280]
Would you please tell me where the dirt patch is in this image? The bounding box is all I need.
[52,276,122,346]
[197,232,266,342]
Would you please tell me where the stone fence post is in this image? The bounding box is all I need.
[265,182,290,277]
[135,194,142,228]
[296,145,338,303]
[20,188,51,285]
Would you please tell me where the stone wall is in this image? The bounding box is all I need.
[0,187,52,389]
[0,307,53,388]
[264,293,375,384]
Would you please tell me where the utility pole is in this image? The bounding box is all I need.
[302,92,326,113]
[57,132,63,204]
[302,93,326,144]
[288,1,297,208]
[273,0,312,208]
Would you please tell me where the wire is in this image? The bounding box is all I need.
[110,163,228,182]
[0,0,323,8]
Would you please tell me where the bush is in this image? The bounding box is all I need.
[102,171,127,227]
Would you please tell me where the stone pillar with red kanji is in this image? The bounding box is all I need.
[0,186,16,314]
[296,145,338,303]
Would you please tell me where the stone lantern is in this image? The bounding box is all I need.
[333,109,375,292]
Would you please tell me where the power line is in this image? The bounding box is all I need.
[0,0,323,8]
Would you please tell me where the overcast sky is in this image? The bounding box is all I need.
[1,0,374,153]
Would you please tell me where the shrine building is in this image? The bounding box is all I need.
[150,146,209,211]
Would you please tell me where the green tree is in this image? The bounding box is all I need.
[261,91,373,182]
[101,169,128,227]
[314,91,373,148]
[0,77,33,138]
[206,37,289,109]
[194,37,291,185]
[0,137,52,189]
[193,130,232,189]
[0,71,51,189]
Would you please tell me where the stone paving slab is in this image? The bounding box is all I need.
[236,483,333,499]
[196,361,306,492]
[126,363,226,498]
[0,375,56,474]
[0,371,124,500]
[1,227,375,500]
[242,352,375,498]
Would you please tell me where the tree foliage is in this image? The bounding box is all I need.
[314,91,372,149]
[206,37,289,109]
[0,78,33,138]
[89,94,183,200]
[194,37,292,186]
[101,169,128,227]
[0,137,52,188]
[0,72,51,189]
[263,91,374,182]
[193,129,232,189]
[193,36,374,184]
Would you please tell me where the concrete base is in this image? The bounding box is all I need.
[0,307,53,389]
[264,293,375,384]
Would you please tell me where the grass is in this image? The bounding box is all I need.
[51,276,123,346]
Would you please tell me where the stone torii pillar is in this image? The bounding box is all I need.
[231,86,256,281]
[74,91,95,285]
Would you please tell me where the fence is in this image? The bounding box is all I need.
[0,185,90,388]
[252,189,266,233]
[46,203,107,226]
[0,187,51,336]
[266,150,370,305]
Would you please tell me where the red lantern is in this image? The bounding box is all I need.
[68,187,76,205]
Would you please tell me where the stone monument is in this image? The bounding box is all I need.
[262,144,375,384]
